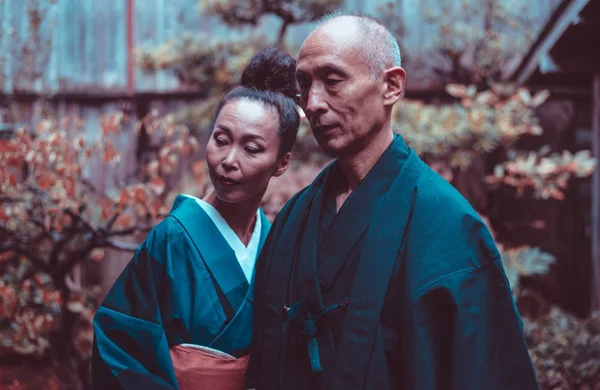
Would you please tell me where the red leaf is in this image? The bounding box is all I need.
[114,214,133,229]
[37,173,53,190]
[64,177,76,197]
[132,187,147,203]
[150,177,166,195]
[549,188,565,200]
[103,141,121,165]
[119,190,131,207]
[90,248,105,262]
[101,199,114,220]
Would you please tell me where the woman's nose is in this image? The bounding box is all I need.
[221,149,239,171]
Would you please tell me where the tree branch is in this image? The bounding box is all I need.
[58,239,97,278]
[0,241,50,273]
[104,239,141,252]
[108,225,152,237]
[64,208,94,233]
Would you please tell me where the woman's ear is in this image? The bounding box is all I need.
[383,67,406,106]
[273,152,291,177]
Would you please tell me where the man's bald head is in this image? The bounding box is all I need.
[310,12,401,77]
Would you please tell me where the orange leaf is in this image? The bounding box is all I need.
[64,177,76,197]
[37,173,54,190]
[103,141,121,165]
[549,188,565,200]
[119,190,131,207]
[135,203,147,217]
[101,199,114,220]
[9,174,17,186]
[150,177,166,196]
[146,160,159,177]
[114,214,133,229]
[133,187,147,203]
[90,248,105,262]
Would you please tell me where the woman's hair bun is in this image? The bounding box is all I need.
[240,47,298,100]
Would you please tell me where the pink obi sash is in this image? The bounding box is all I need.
[169,344,249,390]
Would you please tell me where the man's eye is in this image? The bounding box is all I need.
[325,78,342,86]
[215,136,228,145]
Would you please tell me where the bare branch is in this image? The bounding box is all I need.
[104,239,141,252]
[58,239,97,278]
[64,273,82,293]
[64,208,95,233]
[108,225,152,237]
[106,210,121,231]
[49,229,78,266]
[0,241,50,273]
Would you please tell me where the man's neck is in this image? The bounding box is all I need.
[334,126,394,211]
[338,127,394,190]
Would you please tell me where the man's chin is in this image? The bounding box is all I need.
[316,138,353,159]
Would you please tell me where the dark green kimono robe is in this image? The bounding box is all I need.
[247,135,539,390]
[91,194,270,390]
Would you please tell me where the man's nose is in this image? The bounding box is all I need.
[305,84,328,116]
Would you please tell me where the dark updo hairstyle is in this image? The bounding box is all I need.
[212,47,300,157]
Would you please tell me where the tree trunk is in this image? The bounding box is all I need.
[277,20,290,47]
[50,276,89,390]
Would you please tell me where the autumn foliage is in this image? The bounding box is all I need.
[0,109,205,388]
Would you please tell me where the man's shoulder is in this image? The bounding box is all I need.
[414,162,482,226]
[398,160,501,294]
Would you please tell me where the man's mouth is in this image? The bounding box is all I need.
[315,123,338,134]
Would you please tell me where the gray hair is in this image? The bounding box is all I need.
[314,11,402,77]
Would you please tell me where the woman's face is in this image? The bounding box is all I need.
[206,98,290,204]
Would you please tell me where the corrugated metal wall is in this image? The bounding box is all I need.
[1,0,562,94]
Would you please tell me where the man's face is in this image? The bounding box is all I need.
[296,25,387,157]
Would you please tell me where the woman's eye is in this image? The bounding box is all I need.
[215,136,228,146]
[245,146,260,155]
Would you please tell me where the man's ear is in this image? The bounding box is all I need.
[383,67,406,106]
[273,152,291,177]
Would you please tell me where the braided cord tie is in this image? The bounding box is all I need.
[283,298,349,373]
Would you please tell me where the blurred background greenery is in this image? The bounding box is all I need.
[1,0,599,388]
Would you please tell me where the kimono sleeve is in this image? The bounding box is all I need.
[398,259,539,390]
[91,220,179,390]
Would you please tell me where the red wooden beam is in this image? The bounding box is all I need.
[126,0,135,95]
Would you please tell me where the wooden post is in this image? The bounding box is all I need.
[592,74,600,311]
[126,0,135,95]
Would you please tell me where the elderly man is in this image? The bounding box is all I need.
[247,12,539,390]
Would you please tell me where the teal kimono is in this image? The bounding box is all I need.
[91,195,270,390]
[247,135,539,389]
